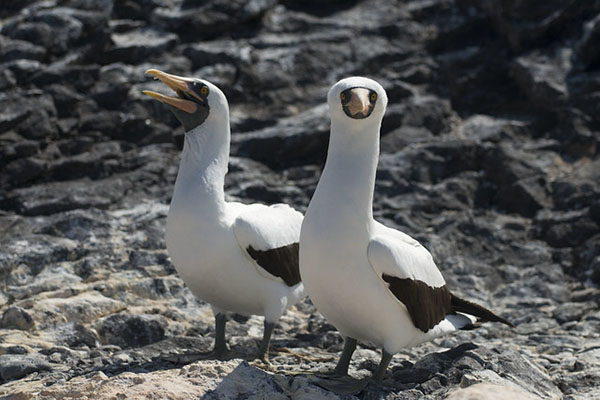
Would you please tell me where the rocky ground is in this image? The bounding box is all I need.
[1,0,599,399]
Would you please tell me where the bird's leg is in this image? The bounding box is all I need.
[212,312,229,357]
[373,349,393,382]
[333,336,357,375]
[164,313,229,364]
[311,336,368,395]
[256,320,276,363]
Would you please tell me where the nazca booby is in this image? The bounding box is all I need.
[143,69,304,361]
[299,77,513,382]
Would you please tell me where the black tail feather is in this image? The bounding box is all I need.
[451,294,515,328]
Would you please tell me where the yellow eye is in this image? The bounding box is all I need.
[370,93,377,102]
[340,92,346,101]
[200,87,208,95]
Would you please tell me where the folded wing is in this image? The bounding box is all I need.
[233,204,303,287]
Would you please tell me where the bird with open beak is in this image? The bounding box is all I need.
[143,69,305,364]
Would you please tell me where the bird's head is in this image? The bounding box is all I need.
[327,76,388,126]
[143,69,228,132]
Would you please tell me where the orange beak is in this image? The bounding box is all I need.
[143,69,200,114]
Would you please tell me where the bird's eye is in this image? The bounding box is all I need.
[370,93,377,102]
[200,87,208,95]
[340,92,346,101]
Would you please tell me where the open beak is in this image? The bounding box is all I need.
[143,69,200,114]
[346,88,371,118]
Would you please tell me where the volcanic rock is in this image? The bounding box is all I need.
[0,0,599,398]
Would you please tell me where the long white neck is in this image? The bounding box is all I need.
[170,117,229,218]
[307,118,381,234]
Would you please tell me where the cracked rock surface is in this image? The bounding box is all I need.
[1,0,599,399]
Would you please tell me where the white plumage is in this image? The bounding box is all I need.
[300,77,511,381]
[145,70,304,360]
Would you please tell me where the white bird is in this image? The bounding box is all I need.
[143,69,305,362]
[299,77,513,384]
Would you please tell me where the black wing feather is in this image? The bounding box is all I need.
[246,243,301,287]
[450,294,514,327]
[382,274,515,332]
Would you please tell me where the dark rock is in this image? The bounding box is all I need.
[381,126,434,153]
[69,9,112,54]
[278,0,362,17]
[97,314,166,349]
[511,50,570,111]
[436,45,521,116]
[1,21,54,49]
[400,95,456,136]
[90,63,134,110]
[590,203,600,226]
[56,118,80,135]
[0,354,51,383]
[459,115,528,143]
[0,177,132,216]
[228,163,308,205]
[412,172,480,213]
[109,19,146,33]
[46,85,85,118]
[566,71,600,130]
[0,235,81,278]
[104,29,179,64]
[495,176,552,218]
[0,91,57,140]
[54,136,96,156]
[152,0,277,41]
[3,346,29,355]
[536,209,599,248]
[29,9,85,56]
[393,343,480,385]
[1,157,46,187]
[477,347,561,399]
[2,7,111,59]
[552,301,596,325]
[0,0,36,17]
[551,180,599,211]
[47,155,106,181]
[39,209,111,241]
[31,61,100,91]
[16,108,59,140]
[0,132,40,166]
[112,0,166,21]
[577,14,600,69]
[573,234,600,284]
[0,59,43,84]
[0,306,35,331]
[183,41,252,70]
[480,144,552,216]
[480,1,594,52]
[0,36,47,62]
[78,110,125,137]
[61,0,114,13]
[231,105,329,170]
[0,68,17,90]
[411,140,479,184]
[0,99,31,134]
[56,323,99,348]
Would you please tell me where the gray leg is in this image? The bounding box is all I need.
[373,349,393,382]
[313,337,367,395]
[257,320,276,362]
[333,337,357,376]
[164,313,228,364]
[213,313,228,356]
